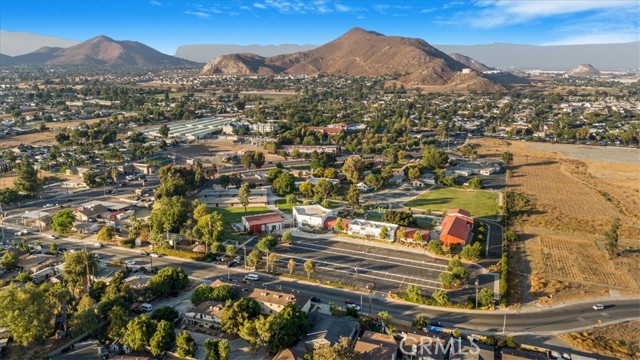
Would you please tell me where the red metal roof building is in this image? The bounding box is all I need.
[242,212,284,234]
[439,208,474,247]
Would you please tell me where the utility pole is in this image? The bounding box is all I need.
[475,279,480,309]
[243,245,247,269]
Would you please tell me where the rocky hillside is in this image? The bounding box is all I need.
[448,53,493,72]
[202,28,503,91]
[10,36,198,67]
[567,64,601,77]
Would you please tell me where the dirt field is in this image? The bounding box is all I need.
[476,138,640,304]
[560,320,640,359]
[0,118,106,150]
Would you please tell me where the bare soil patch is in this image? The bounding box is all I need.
[560,321,640,359]
[476,138,640,304]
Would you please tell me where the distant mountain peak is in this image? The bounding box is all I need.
[449,52,493,72]
[567,63,600,76]
[202,27,503,91]
[87,35,116,42]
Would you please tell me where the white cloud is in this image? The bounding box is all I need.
[149,0,161,5]
[253,3,267,9]
[184,11,210,18]
[335,3,350,12]
[544,31,639,45]
[470,0,639,28]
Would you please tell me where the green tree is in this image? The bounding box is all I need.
[192,201,210,221]
[220,298,261,335]
[379,226,388,240]
[346,184,360,208]
[225,245,237,257]
[150,320,175,356]
[123,314,157,351]
[96,225,116,242]
[205,338,221,360]
[70,307,100,337]
[197,212,224,253]
[239,317,271,353]
[467,177,482,189]
[76,294,96,312]
[341,156,365,184]
[146,267,189,297]
[252,151,265,169]
[304,259,316,278]
[175,330,197,357]
[431,290,449,305]
[13,156,42,196]
[412,315,428,329]
[460,242,482,260]
[239,183,250,213]
[312,337,361,360]
[267,303,309,354]
[48,242,58,254]
[158,124,170,139]
[272,172,295,195]
[405,284,424,303]
[0,283,53,346]
[314,179,335,201]
[407,166,421,181]
[246,249,262,270]
[364,173,385,190]
[267,252,278,273]
[501,151,514,165]
[219,339,230,360]
[241,151,254,170]
[286,193,296,205]
[52,209,75,234]
[287,258,296,275]
[377,311,394,333]
[413,229,423,244]
[281,231,292,244]
[439,272,457,288]
[604,218,620,258]
[421,146,449,170]
[0,188,19,206]
[108,306,129,340]
[299,181,314,197]
[427,240,444,255]
[334,217,344,231]
[478,288,495,308]
[150,306,180,323]
[256,235,277,253]
[63,250,98,291]
[1,251,18,270]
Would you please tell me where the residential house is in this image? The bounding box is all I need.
[282,145,339,155]
[74,204,109,222]
[211,279,311,315]
[357,182,372,192]
[304,177,340,186]
[242,212,284,234]
[449,341,495,360]
[250,120,280,134]
[292,205,333,228]
[355,331,398,360]
[348,219,398,241]
[388,173,406,186]
[410,173,436,187]
[184,301,225,329]
[304,312,360,351]
[50,340,108,360]
[501,349,549,360]
[397,227,430,244]
[439,209,474,247]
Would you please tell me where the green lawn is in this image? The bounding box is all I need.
[405,187,500,218]
[276,199,296,213]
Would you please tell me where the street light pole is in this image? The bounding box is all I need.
[475,279,480,309]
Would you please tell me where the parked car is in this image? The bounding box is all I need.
[125,260,136,265]
[310,296,322,303]
[227,261,238,268]
[135,303,153,313]
[244,274,260,281]
[592,304,605,310]
[150,253,160,258]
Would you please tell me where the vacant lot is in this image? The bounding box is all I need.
[475,138,640,304]
[560,320,640,359]
[405,186,500,218]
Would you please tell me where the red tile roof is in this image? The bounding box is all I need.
[440,216,471,245]
[242,212,284,226]
[447,208,472,218]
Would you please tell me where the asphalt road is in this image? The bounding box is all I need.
[18,234,639,336]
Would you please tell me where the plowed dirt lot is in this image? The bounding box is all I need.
[476,138,640,303]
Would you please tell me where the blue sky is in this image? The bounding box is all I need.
[1,0,638,54]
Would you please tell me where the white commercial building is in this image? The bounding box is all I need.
[292,205,334,228]
[347,219,398,242]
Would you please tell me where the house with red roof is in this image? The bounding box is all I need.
[439,208,474,247]
[242,212,284,234]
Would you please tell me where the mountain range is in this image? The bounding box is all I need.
[201,28,503,91]
[0,30,80,56]
[0,35,197,67]
[176,44,317,63]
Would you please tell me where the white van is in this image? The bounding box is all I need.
[139,303,153,312]
[244,274,260,281]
